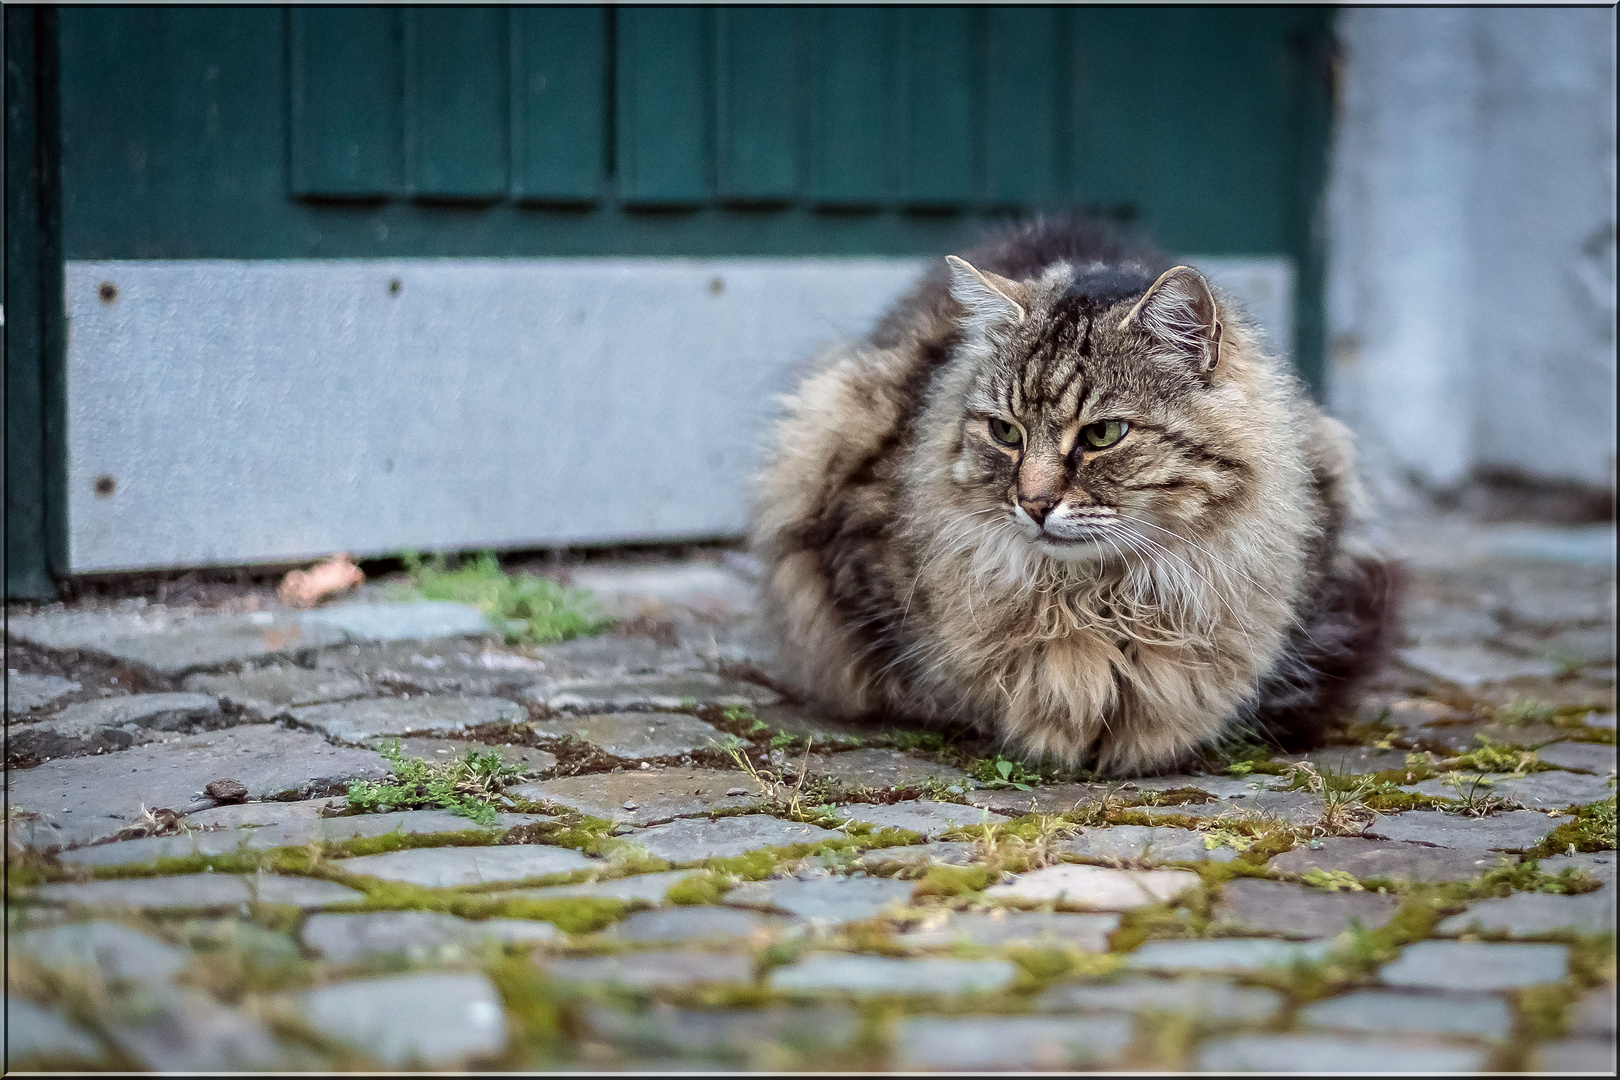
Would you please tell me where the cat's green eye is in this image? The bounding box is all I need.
[1082,420,1129,449]
[988,417,1023,446]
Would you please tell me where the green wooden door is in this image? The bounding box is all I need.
[6,6,1334,592]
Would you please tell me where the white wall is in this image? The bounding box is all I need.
[1327,8,1617,502]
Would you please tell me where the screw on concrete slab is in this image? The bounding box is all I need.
[389,277,402,295]
[98,281,117,302]
[94,476,117,497]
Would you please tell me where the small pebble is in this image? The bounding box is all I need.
[727,787,749,797]
[204,778,249,803]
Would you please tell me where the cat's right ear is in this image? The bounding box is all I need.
[946,256,1026,334]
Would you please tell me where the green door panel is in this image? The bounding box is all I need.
[408,7,507,200]
[809,7,894,206]
[715,7,801,203]
[899,7,977,207]
[984,7,1063,207]
[512,7,606,203]
[290,7,403,198]
[616,7,709,206]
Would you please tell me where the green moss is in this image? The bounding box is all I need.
[1515,985,1572,1042]
[910,864,997,898]
[665,872,726,906]
[486,954,566,1062]
[401,549,610,645]
[1524,797,1618,859]
[1360,788,1453,814]
[885,731,948,753]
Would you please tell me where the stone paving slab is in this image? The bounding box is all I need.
[528,711,726,759]
[889,1014,1134,1070]
[371,736,558,776]
[1535,740,1618,773]
[1140,789,1329,826]
[1367,809,1566,851]
[287,695,526,743]
[509,869,699,905]
[1128,775,1276,799]
[6,726,391,847]
[751,704,872,748]
[1268,837,1513,884]
[510,768,749,826]
[335,844,595,887]
[108,986,294,1071]
[1406,770,1615,809]
[898,910,1119,951]
[6,670,82,713]
[1294,746,1418,775]
[1538,850,1617,888]
[32,873,362,910]
[1297,990,1513,1040]
[856,841,978,873]
[293,971,509,1067]
[1435,891,1615,936]
[576,1003,859,1059]
[1380,940,1569,989]
[624,815,844,863]
[182,665,369,719]
[599,907,798,945]
[768,955,1019,996]
[1122,938,1336,974]
[1197,1033,1488,1072]
[1067,824,1240,864]
[1210,878,1402,939]
[9,692,227,760]
[541,951,756,990]
[565,562,756,622]
[807,748,968,794]
[1531,1038,1617,1072]
[5,998,105,1064]
[1568,984,1617,1037]
[832,800,991,839]
[301,911,562,963]
[299,600,494,643]
[963,783,1115,816]
[315,640,550,697]
[985,864,1200,911]
[12,921,189,982]
[526,672,780,712]
[5,608,350,676]
[726,876,917,922]
[1036,977,1283,1022]
[1398,643,1561,687]
[531,633,703,679]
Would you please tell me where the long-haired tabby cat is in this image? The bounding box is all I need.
[751,218,1399,775]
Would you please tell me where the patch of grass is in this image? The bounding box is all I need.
[401,549,609,646]
[885,731,948,753]
[1301,868,1364,891]
[910,864,999,899]
[1451,735,1546,775]
[486,954,567,1064]
[967,755,1042,791]
[1523,797,1618,859]
[665,871,727,906]
[348,740,522,827]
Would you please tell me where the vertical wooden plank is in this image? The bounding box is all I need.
[288,7,403,198]
[511,6,605,203]
[984,7,1059,206]
[408,7,506,199]
[714,7,800,202]
[616,6,708,206]
[899,7,975,207]
[809,7,891,206]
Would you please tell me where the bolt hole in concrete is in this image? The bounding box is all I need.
[97,281,117,302]
[93,476,117,498]
[708,276,724,296]
[388,277,402,295]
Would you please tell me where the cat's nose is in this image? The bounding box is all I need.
[1018,496,1057,525]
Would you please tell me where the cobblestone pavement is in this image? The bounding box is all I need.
[6,515,1615,1071]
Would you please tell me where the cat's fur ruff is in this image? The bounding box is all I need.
[750,218,1399,774]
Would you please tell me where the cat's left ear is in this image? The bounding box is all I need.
[946,255,1027,333]
[1119,266,1224,378]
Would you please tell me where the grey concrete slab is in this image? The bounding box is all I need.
[565,562,757,622]
[1407,771,1615,810]
[1036,977,1283,1023]
[984,864,1200,911]
[510,768,748,826]
[9,693,227,760]
[1298,990,1514,1040]
[287,695,525,743]
[768,955,1018,995]
[302,911,561,963]
[623,815,843,863]
[294,972,509,1066]
[890,1014,1134,1070]
[529,711,725,759]
[1380,940,1569,989]
[1211,878,1402,939]
[6,725,391,847]
[33,873,362,910]
[335,844,593,887]
[1567,984,1617,1038]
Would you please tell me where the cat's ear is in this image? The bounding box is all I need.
[1119,266,1223,378]
[946,255,1026,333]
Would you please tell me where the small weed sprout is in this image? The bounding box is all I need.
[1444,772,1516,817]
[401,550,609,646]
[1285,761,1379,837]
[973,755,1041,791]
[347,741,521,827]
[1452,735,1540,776]
[1499,698,1556,726]
[1302,868,1365,892]
[716,736,821,821]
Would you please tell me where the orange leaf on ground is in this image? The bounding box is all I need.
[279,553,364,608]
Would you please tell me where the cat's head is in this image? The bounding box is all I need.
[939,254,1261,567]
